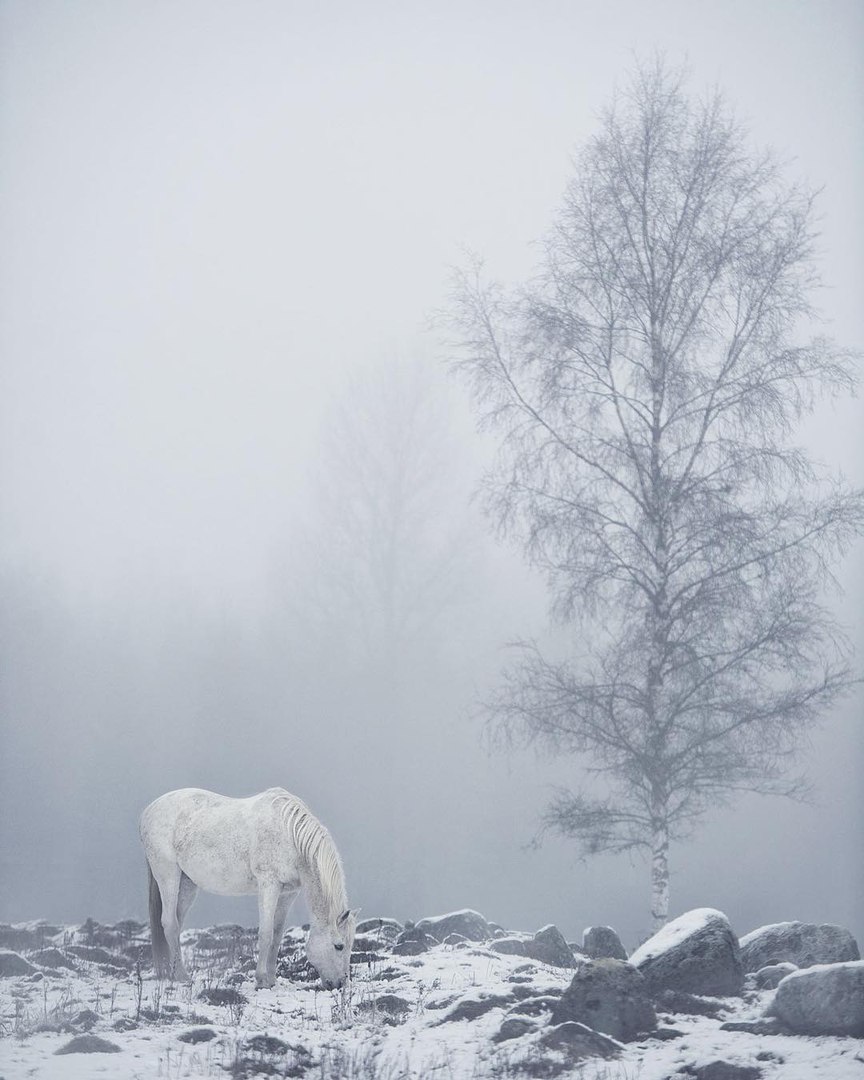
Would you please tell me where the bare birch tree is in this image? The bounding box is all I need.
[450,60,863,928]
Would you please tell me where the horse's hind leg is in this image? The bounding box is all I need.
[151,862,191,982]
[177,873,198,931]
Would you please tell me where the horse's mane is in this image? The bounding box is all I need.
[267,789,347,921]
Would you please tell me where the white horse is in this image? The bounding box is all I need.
[139,787,357,990]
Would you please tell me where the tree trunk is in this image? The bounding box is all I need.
[650,825,670,930]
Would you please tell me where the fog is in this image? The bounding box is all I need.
[1,1,862,952]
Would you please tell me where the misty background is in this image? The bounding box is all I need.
[1,1,861,950]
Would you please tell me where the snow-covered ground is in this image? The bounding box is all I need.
[0,917,862,1079]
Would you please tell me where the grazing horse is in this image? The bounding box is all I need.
[139,787,357,989]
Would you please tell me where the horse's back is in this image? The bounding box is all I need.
[140,787,300,896]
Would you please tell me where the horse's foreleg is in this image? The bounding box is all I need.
[255,879,281,989]
[267,888,298,977]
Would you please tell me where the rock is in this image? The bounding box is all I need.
[768,960,864,1036]
[551,959,656,1042]
[630,909,743,996]
[113,1018,139,1031]
[245,1034,288,1054]
[506,995,559,1018]
[0,950,36,977]
[198,986,247,1007]
[753,962,797,989]
[357,994,412,1025]
[682,1064,762,1080]
[70,1008,100,1031]
[538,1021,621,1060]
[434,993,516,1024]
[655,988,727,1017]
[55,1035,122,1054]
[491,937,529,957]
[525,925,578,968]
[415,909,492,942]
[355,917,403,940]
[32,947,77,970]
[178,1027,218,1043]
[66,944,130,968]
[720,1017,788,1035]
[494,1016,539,1042]
[583,926,628,961]
[392,925,438,955]
[644,1026,685,1040]
[739,922,859,972]
[0,925,39,950]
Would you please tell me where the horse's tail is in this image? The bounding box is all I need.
[147,862,169,975]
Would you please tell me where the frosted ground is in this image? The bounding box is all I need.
[0,912,862,1079]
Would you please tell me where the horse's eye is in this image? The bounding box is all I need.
[334,943,344,951]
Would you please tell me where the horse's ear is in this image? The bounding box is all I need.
[338,909,350,925]
[351,907,362,920]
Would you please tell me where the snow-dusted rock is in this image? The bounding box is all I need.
[739,921,860,972]
[629,908,743,996]
[551,958,656,1041]
[415,909,491,942]
[0,950,36,977]
[753,961,797,989]
[355,917,403,940]
[682,1063,761,1080]
[537,1020,622,1060]
[392,926,436,956]
[768,959,864,1036]
[525,925,578,968]
[583,925,628,960]
[491,936,529,957]
[55,1035,122,1054]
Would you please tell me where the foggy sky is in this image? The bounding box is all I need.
[1,1,862,951]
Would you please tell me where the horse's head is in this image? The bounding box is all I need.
[305,908,358,990]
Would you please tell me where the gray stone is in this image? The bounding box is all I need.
[656,989,727,1016]
[551,959,656,1042]
[538,1021,621,1060]
[0,950,36,977]
[525,925,578,968]
[355,917,403,940]
[33,948,77,970]
[768,960,864,1036]
[683,1064,762,1080]
[753,962,797,989]
[583,926,628,961]
[720,1017,788,1035]
[739,922,859,972]
[178,1027,217,1043]
[415,909,492,942]
[55,1035,122,1054]
[491,937,529,957]
[493,1016,539,1042]
[630,908,743,996]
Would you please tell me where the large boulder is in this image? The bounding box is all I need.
[524,925,578,968]
[768,960,864,1036]
[415,909,491,942]
[739,921,859,972]
[753,961,797,990]
[629,909,743,996]
[537,1021,621,1060]
[551,959,656,1041]
[583,926,628,961]
[0,950,36,977]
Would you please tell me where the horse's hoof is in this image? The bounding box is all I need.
[255,977,276,990]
